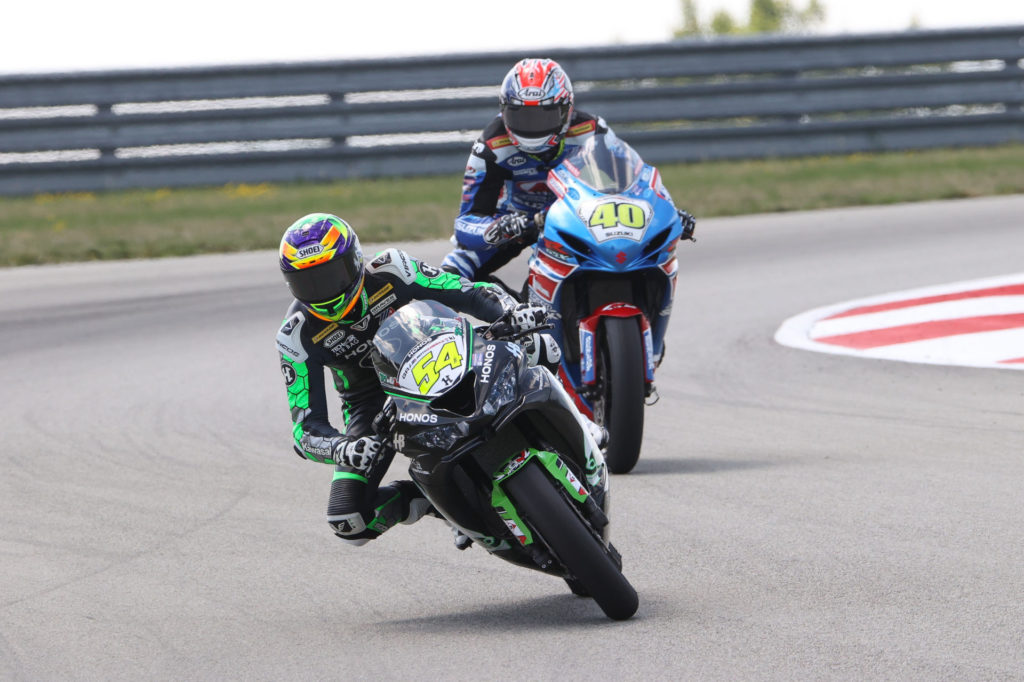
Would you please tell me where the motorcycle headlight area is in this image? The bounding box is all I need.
[409,422,465,451]
[482,363,518,416]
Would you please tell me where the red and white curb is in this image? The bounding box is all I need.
[774,273,1024,370]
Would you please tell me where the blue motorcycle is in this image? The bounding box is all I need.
[523,132,688,473]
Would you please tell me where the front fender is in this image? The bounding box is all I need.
[578,303,655,385]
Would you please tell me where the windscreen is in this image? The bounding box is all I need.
[562,132,644,193]
[372,300,463,380]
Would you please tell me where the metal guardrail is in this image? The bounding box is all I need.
[1,25,1022,196]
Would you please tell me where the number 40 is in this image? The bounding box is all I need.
[589,202,646,229]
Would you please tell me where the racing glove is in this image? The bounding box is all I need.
[333,436,382,470]
[524,332,561,371]
[533,209,548,231]
[510,303,548,333]
[678,209,697,241]
[483,213,530,246]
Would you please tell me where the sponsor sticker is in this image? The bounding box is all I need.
[312,322,339,344]
[568,120,596,136]
[368,282,393,305]
[517,86,545,99]
[370,293,398,316]
[324,329,347,348]
[280,362,297,386]
[296,244,323,259]
[418,263,440,278]
[487,135,513,150]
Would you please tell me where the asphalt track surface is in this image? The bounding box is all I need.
[2,195,1023,681]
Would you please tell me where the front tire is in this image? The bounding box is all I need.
[505,460,638,620]
[594,316,646,474]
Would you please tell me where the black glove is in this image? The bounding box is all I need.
[333,436,382,471]
[533,210,547,231]
[677,209,696,241]
[483,213,530,246]
[372,398,397,438]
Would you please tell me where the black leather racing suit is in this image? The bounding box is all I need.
[441,110,611,280]
[276,248,518,544]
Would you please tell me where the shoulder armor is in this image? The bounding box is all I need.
[276,311,308,363]
[366,248,416,284]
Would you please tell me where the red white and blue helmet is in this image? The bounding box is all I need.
[499,58,575,155]
[279,213,365,322]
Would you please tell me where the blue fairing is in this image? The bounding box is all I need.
[525,132,683,409]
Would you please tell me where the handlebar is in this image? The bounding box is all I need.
[480,310,553,342]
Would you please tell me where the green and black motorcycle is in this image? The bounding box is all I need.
[371,300,638,621]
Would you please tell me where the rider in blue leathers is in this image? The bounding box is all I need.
[441,58,695,281]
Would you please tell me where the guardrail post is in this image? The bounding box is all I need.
[330,92,347,149]
[96,102,117,160]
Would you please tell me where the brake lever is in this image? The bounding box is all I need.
[505,322,554,342]
[372,398,397,441]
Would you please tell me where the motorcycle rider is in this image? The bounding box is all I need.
[441,57,696,281]
[276,213,560,545]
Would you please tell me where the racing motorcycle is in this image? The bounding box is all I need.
[522,132,687,474]
[370,300,638,621]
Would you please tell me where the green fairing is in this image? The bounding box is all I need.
[490,484,534,546]
[534,449,590,503]
[489,448,590,546]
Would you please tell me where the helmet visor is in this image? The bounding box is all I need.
[503,103,569,138]
[283,249,362,303]
[307,274,365,321]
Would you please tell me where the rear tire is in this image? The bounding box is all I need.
[595,316,646,474]
[505,460,638,620]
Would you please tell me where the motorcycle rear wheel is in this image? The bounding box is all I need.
[505,459,638,620]
[594,316,646,474]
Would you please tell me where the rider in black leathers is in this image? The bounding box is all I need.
[277,213,552,545]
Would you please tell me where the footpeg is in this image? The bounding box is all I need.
[451,526,473,550]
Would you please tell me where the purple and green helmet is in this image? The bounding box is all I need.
[279,213,364,321]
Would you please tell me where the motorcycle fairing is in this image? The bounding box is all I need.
[525,134,683,411]
[489,447,593,548]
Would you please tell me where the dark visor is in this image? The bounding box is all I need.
[283,251,362,303]
[503,104,568,137]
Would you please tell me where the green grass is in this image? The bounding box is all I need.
[2,143,1023,267]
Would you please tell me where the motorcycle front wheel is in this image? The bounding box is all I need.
[504,459,638,621]
[593,316,646,474]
